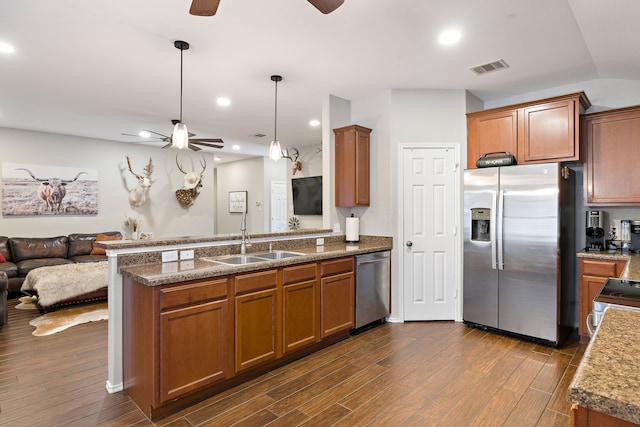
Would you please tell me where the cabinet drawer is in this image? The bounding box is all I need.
[235,270,278,295]
[282,263,317,285]
[582,259,626,277]
[321,257,354,277]
[159,278,228,311]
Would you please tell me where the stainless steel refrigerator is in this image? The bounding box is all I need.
[463,163,575,345]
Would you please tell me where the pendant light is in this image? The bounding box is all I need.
[269,75,283,161]
[172,40,190,150]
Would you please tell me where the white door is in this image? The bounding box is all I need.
[270,180,287,232]
[402,147,458,321]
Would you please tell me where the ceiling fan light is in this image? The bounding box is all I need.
[172,122,190,149]
[269,140,282,161]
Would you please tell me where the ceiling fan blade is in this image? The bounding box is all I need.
[161,142,172,149]
[142,129,172,139]
[190,0,220,16]
[190,138,224,144]
[307,0,344,14]
[188,143,203,151]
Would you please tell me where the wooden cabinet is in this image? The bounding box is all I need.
[234,269,279,373]
[466,92,590,169]
[123,276,232,417]
[334,125,371,207]
[583,105,640,205]
[320,257,354,337]
[577,257,627,338]
[571,403,638,427]
[282,263,319,353]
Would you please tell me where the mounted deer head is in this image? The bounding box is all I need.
[175,153,207,208]
[126,156,153,207]
[282,148,302,175]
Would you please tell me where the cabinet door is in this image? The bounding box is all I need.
[467,109,518,169]
[235,288,279,372]
[585,108,640,204]
[321,272,354,337]
[159,299,231,403]
[521,99,578,163]
[334,125,371,207]
[579,276,607,337]
[283,279,319,353]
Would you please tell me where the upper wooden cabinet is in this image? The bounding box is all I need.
[334,125,372,207]
[583,105,640,205]
[466,92,591,169]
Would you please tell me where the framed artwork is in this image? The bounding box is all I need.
[229,191,247,213]
[2,162,98,216]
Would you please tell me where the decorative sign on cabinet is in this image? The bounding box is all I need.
[334,125,372,207]
[466,92,591,169]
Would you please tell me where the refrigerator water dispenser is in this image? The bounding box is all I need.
[471,208,491,242]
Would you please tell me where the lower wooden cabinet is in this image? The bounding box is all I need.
[282,263,319,353]
[159,299,231,403]
[234,269,279,373]
[320,258,355,337]
[578,257,627,338]
[123,256,356,419]
[571,403,638,427]
[123,276,232,417]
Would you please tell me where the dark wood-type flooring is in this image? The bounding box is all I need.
[0,297,586,426]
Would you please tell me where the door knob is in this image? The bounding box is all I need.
[406,241,413,247]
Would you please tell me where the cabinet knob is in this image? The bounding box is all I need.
[406,241,413,247]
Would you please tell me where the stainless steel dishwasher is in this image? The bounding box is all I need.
[354,251,391,330]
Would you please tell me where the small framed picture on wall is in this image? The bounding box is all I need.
[229,191,247,213]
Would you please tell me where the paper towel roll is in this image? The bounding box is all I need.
[346,216,360,242]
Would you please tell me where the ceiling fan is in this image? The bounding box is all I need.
[189,0,344,16]
[122,40,224,151]
[122,120,224,152]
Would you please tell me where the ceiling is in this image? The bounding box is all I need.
[1,0,639,164]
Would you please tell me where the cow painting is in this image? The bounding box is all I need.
[15,168,87,214]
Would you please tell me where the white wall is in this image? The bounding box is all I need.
[0,127,215,238]
[324,89,469,321]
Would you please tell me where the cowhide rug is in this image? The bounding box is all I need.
[16,297,108,336]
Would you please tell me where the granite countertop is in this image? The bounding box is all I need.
[567,307,640,424]
[577,250,640,281]
[120,240,392,286]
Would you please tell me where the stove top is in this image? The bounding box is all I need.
[594,278,640,309]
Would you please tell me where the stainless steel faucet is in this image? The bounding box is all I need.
[240,211,248,254]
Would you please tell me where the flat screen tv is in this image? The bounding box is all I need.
[291,176,322,215]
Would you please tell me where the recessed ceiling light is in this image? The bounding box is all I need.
[214,156,222,161]
[232,145,240,150]
[0,41,15,54]
[139,130,151,138]
[438,29,461,45]
[309,119,320,127]
[217,97,231,106]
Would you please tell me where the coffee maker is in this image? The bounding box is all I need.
[586,210,606,252]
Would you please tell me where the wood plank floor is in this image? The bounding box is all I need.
[0,297,585,426]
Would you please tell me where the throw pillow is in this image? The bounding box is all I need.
[0,252,5,263]
[90,233,122,256]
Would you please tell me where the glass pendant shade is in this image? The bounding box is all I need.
[269,140,282,160]
[172,122,189,149]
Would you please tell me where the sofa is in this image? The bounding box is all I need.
[0,232,121,310]
[0,272,7,327]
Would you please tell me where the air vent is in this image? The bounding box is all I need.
[470,59,509,75]
[251,133,267,138]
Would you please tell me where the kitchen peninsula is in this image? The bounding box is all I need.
[99,231,392,419]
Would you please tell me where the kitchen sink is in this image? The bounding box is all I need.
[203,255,267,265]
[252,251,304,260]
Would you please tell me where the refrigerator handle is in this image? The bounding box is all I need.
[497,189,505,270]
[490,190,497,270]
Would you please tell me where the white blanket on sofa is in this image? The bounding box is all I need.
[21,261,108,307]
